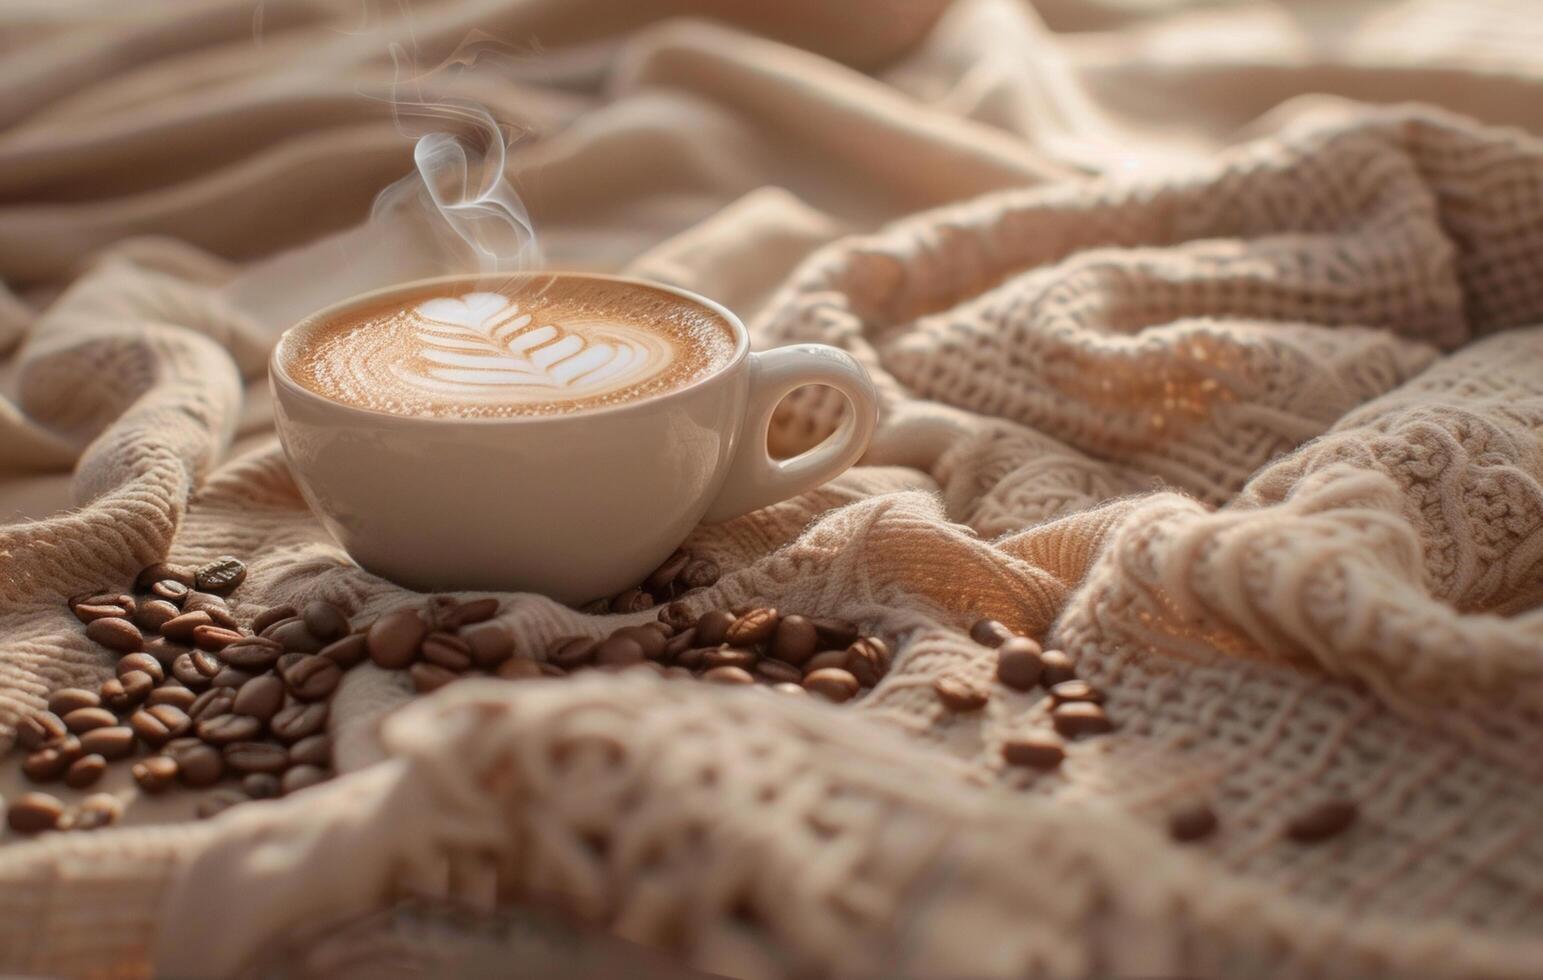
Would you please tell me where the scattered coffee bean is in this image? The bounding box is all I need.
[680,558,720,590]
[196,790,246,820]
[663,628,697,660]
[266,618,324,654]
[220,636,283,671]
[192,625,244,651]
[23,740,80,782]
[166,738,224,787]
[1051,701,1112,737]
[1039,649,1076,686]
[410,662,458,693]
[318,633,369,670]
[259,616,301,639]
[210,666,251,690]
[674,647,710,670]
[616,625,667,661]
[133,599,182,633]
[189,649,223,680]
[934,676,988,712]
[462,622,513,670]
[194,556,246,594]
[150,579,190,605]
[223,741,289,775]
[704,647,758,670]
[1168,803,1219,843]
[8,792,64,833]
[282,764,329,796]
[846,637,890,686]
[18,711,68,750]
[657,602,695,634]
[243,773,282,799]
[269,701,328,743]
[197,714,261,745]
[65,754,107,788]
[117,652,165,685]
[232,674,285,721]
[693,609,734,646]
[368,609,427,669]
[1002,734,1065,770]
[146,685,197,711]
[301,601,350,643]
[143,637,186,667]
[137,562,195,590]
[78,726,135,760]
[287,734,331,768]
[969,618,1015,648]
[645,550,690,594]
[171,653,209,689]
[768,615,817,665]
[46,688,100,717]
[101,671,154,710]
[85,617,143,653]
[284,656,342,701]
[801,650,850,675]
[63,707,117,734]
[550,637,597,670]
[495,658,544,680]
[1285,800,1357,843]
[71,793,123,830]
[810,617,860,650]
[420,633,472,672]
[702,665,755,685]
[250,605,298,636]
[771,682,807,695]
[189,690,235,723]
[611,588,654,614]
[1050,679,1104,704]
[996,638,1043,691]
[726,608,778,646]
[595,635,646,668]
[73,602,129,624]
[161,610,214,643]
[443,597,498,629]
[754,658,803,685]
[804,667,860,703]
[131,704,192,746]
[274,652,308,678]
[132,756,178,794]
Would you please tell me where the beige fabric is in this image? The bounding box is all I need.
[2,0,1543,976]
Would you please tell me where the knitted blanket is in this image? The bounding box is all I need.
[2,0,1542,976]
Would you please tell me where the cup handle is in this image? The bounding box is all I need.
[701,344,879,524]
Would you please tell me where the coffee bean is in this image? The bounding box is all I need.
[171,653,209,689]
[249,605,297,636]
[726,608,778,646]
[444,597,497,629]
[803,667,860,702]
[22,741,79,782]
[846,637,890,687]
[259,616,301,639]
[73,602,129,625]
[63,753,107,788]
[150,580,190,605]
[213,667,256,690]
[1286,800,1357,843]
[1168,803,1219,842]
[1050,679,1103,704]
[679,558,719,590]
[934,676,988,712]
[196,790,246,820]
[462,622,513,670]
[266,618,324,654]
[420,632,473,672]
[611,588,654,614]
[132,599,182,633]
[137,562,196,590]
[645,550,690,594]
[674,647,711,670]
[288,734,332,768]
[220,636,283,671]
[85,617,143,653]
[282,765,329,796]
[996,638,1043,691]
[801,650,850,675]
[300,601,350,643]
[703,665,755,685]
[115,652,165,685]
[161,611,214,643]
[232,674,285,721]
[166,738,224,786]
[192,625,244,651]
[189,689,235,723]
[754,658,803,685]
[77,591,136,616]
[270,701,328,743]
[243,773,282,799]
[618,625,668,661]
[1039,649,1076,686]
[368,609,427,669]
[197,714,261,745]
[595,635,646,668]
[223,741,289,774]
[550,637,597,670]
[656,602,696,634]
[67,793,123,831]
[146,685,197,711]
[18,710,68,750]
[318,633,369,670]
[187,649,222,680]
[143,637,187,667]
[8,792,64,833]
[285,656,342,701]
[131,704,192,746]
[132,756,178,793]
[662,628,697,661]
[694,609,735,646]
[410,662,458,693]
[969,619,1016,648]
[1051,701,1112,737]
[811,617,860,650]
[769,615,818,665]
[195,556,246,594]
[578,598,610,615]
[274,652,309,678]
[81,725,137,762]
[63,707,117,734]
[46,688,100,717]
[101,671,154,710]
[704,647,758,670]
[495,658,543,680]
[1002,734,1065,770]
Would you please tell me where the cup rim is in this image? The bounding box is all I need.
[269,270,751,426]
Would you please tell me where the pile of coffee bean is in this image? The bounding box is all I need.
[577,548,720,614]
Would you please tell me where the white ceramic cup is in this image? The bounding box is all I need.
[269,272,879,604]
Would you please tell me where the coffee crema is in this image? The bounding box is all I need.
[284,277,738,419]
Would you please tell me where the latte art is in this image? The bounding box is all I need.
[284,277,738,419]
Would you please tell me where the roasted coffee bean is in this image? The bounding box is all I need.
[101,671,154,710]
[410,662,458,693]
[71,793,123,831]
[232,674,285,721]
[132,756,178,793]
[117,652,166,685]
[130,705,191,746]
[703,665,755,685]
[754,658,803,685]
[186,593,237,631]
[694,609,734,646]
[243,773,282,799]
[197,713,261,745]
[18,710,68,750]
[318,633,369,670]
[195,556,246,594]
[617,625,667,661]
[130,598,180,633]
[250,605,298,636]
[285,656,342,701]
[63,707,117,734]
[78,725,135,762]
[143,637,187,667]
[1051,702,1112,737]
[770,615,818,665]
[74,591,135,620]
[1050,679,1103,704]
[270,701,328,743]
[150,579,190,605]
[1286,800,1357,843]
[167,738,224,786]
[171,653,210,690]
[934,676,988,712]
[8,792,64,833]
[161,611,214,643]
[146,685,197,711]
[274,652,308,678]
[657,602,696,634]
[645,550,690,594]
[550,637,597,670]
[803,667,860,702]
[22,740,80,782]
[138,562,196,590]
[462,623,513,670]
[679,558,720,590]
[300,601,349,643]
[674,647,711,671]
[189,689,235,723]
[1039,649,1076,686]
[725,608,778,646]
[846,637,890,687]
[224,741,289,774]
[801,650,850,675]
[810,617,860,650]
[196,790,246,820]
[259,616,301,639]
[1169,803,1219,842]
[444,597,498,629]
[282,765,329,796]
[771,682,808,696]
[266,618,324,654]
[86,616,143,653]
[64,754,108,788]
[1002,734,1065,770]
[188,649,223,679]
[211,666,253,690]
[192,625,244,651]
[996,638,1043,691]
[495,658,543,680]
[420,633,473,672]
[220,636,283,671]
[595,635,646,668]
[368,609,427,669]
[969,619,1015,648]
[424,596,462,630]
[578,598,610,615]
[47,688,100,717]
[704,647,758,670]
[662,628,697,661]
[288,734,332,768]
[73,602,128,625]
[611,588,654,613]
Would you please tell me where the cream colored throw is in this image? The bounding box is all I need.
[2,0,1543,976]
